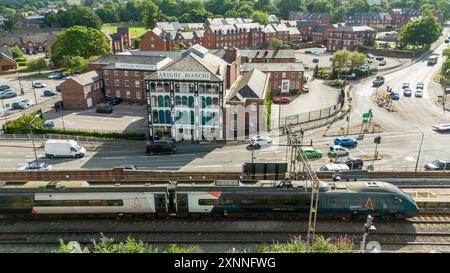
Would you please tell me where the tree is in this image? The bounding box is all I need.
[270,38,283,49]
[277,0,306,19]
[331,50,349,78]
[95,3,120,23]
[312,0,333,13]
[52,26,112,63]
[398,15,443,46]
[27,58,47,74]
[255,0,279,14]
[348,51,367,71]
[65,56,85,75]
[439,0,450,20]
[331,5,347,23]
[237,4,254,18]
[160,0,181,17]
[11,47,24,59]
[348,0,369,13]
[142,0,160,28]
[251,11,270,25]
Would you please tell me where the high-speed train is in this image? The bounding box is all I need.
[0,179,420,219]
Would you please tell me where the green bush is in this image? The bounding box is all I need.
[17,61,27,67]
[258,235,353,253]
[330,79,345,88]
[317,68,330,80]
[14,57,26,62]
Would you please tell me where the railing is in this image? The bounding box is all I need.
[0,133,145,144]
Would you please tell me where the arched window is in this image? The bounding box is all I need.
[206,97,212,108]
[199,84,205,94]
[188,84,194,93]
[201,97,206,108]
[163,83,170,92]
[156,83,163,92]
[159,110,165,124]
[152,110,159,124]
[206,111,212,125]
[165,110,172,124]
[164,95,170,107]
[151,96,157,107]
[188,96,194,108]
[157,96,164,107]
[181,83,188,93]
[174,83,180,93]
[150,83,156,93]
[175,110,182,123]
[182,96,188,106]
[190,111,195,125]
[182,110,188,124]
[175,95,181,106]
[212,97,219,106]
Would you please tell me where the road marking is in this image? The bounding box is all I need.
[101,156,127,159]
[405,157,415,161]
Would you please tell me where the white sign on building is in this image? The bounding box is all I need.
[115,63,158,71]
[157,71,211,80]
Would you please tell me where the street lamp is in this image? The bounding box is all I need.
[17,71,24,95]
[1,99,7,125]
[29,114,41,165]
[31,79,38,105]
[414,126,424,172]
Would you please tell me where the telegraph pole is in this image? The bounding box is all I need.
[415,129,424,172]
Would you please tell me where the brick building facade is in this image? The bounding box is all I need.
[60,71,103,109]
[327,25,376,51]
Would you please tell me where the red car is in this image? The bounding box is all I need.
[273,97,291,104]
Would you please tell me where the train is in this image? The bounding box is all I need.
[0,179,420,219]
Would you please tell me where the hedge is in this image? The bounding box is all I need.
[17,61,27,67]
[5,127,146,140]
[14,57,26,62]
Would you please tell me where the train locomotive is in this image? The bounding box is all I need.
[0,179,420,219]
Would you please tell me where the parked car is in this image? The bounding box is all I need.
[335,157,364,170]
[110,97,123,106]
[44,90,58,96]
[305,50,313,54]
[303,85,309,92]
[301,147,323,159]
[367,58,374,64]
[0,85,10,91]
[18,162,53,171]
[375,56,384,61]
[390,92,400,100]
[403,88,412,97]
[12,101,28,109]
[372,76,385,87]
[73,70,81,75]
[96,105,113,114]
[445,39,449,44]
[251,135,272,147]
[432,124,450,132]
[56,85,62,92]
[334,137,358,147]
[416,82,424,89]
[246,142,261,150]
[21,99,34,107]
[33,82,46,88]
[415,89,423,97]
[43,120,55,129]
[360,64,370,70]
[145,141,176,155]
[0,91,17,99]
[402,82,410,89]
[273,97,291,104]
[424,160,450,171]
[379,60,386,66]
[312,58,319,63]
[318,163,350,172]
[303,64,309,70]
[329,145,349,157]
[48,73,58,79]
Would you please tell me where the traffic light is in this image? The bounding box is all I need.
[374,136,381,144]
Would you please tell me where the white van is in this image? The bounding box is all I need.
[318,164,350,172]
[45,140,86,158]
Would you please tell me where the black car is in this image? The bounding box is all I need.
[53,73,66,79]
[11,102,27,109]
[335,157,364,170]
[312,58,319,63]
[246,143,261,150]
[56,85,62,92]
[44,90,58,96]
[0,85,10,91]
[96,105,113,114]
[110,97,123,106]
[145,141,176,155]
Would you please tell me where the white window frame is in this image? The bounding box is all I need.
[115,79,120,87]
[115,90,121,98]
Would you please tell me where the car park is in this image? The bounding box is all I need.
[432,124,450,131]
[334,137,358,147]
[415,89,423,97]
[301,147,323,159]
[335,157,364,170]
[273,97,291,104]
[0,91,17,99]
[424,160,450,171]
[251,135,272,146]
[33,82,46,88]
[110,97,123,106]
[17,162,53,171]
[96,105,113,114]
[329,145,349,157]
[145,141,176,155]
[403,88,412,97]
[390,92,400,100]
[44,90,58,96]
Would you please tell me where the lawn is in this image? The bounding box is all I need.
[102,22,149,39]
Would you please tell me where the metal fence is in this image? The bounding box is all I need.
[0,133,145,144]
[274,88,346,129]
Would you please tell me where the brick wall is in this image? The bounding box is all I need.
[141,31,167,51]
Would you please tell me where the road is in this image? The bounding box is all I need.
[0,30,448,172]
